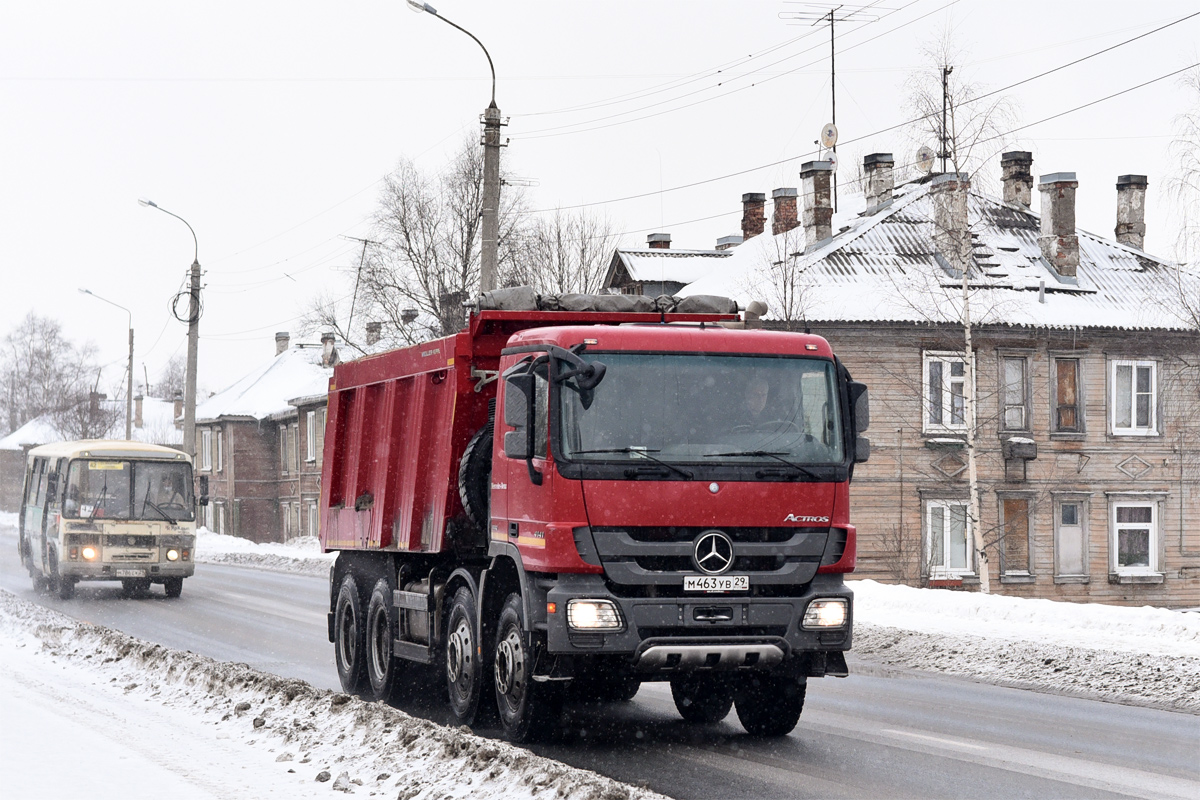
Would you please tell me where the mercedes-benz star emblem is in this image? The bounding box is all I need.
[693,530,734,575]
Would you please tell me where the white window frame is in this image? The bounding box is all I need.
[216,430,224,473]
[1109,500,1159,575]
[280,428,289,475]
[306,411,317,462]
[923,351,970,433]
[290,423,300,472]
[308,500,319,538]
[1109,359,1157,436]
[999,354,1031,432]
[1053,494,1090,581]
[200,429,213,472]
[924,499,973,579]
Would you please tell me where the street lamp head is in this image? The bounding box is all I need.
[138,197,158,208]
[78,288,93,296]
[406,0,437,14]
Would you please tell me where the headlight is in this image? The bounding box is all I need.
[801,598,848,629]
[566,599,622,630]
[81,546,98,561]
[166,548,179,561]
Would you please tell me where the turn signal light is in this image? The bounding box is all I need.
[181,549,191,562]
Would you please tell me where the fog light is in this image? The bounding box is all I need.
[81,546,98,561]
[802,598,848,630]
[566,599,622,630]
[166,548,179,562]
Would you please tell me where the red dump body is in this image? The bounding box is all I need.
[319,309,738,555]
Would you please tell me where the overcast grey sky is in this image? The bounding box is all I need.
[3,1,1197,395]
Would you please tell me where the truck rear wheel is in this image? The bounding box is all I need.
[445,586,484,724]
[671,674,734,723]
[334,573,370,695]
[365,578,407,703]
[493,593,561,743]
[735,675,806,737]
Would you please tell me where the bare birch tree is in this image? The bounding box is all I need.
[0,312,98,436]
[742,226,812,331]
[508,208,621,295]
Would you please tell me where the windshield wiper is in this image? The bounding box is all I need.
[571,447,694,480]
[141,497,174,522]
[88,478,108,521]
[704,450,820,480]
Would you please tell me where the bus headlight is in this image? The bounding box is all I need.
[165,548,180,562]
[801,598,848,629]
[81,546,98,561]
[566,599,622,630]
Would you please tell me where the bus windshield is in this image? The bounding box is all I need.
[64,459,195,522]
[559,353,844,466]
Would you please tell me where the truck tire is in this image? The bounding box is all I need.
[671,674,734,723]
[734,675,806,737]
[365,578,408,703]
[445,586,485,724]
[334,573,370,695]
[56,576,77,600]
[458,423,492,532]
[493,593,562,743]
[163,577,184,598]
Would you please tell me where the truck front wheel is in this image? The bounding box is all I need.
[735,675,806,737]
[334,573,369,695]
[445,586,484,724]
[671,674,734,723]
[493,593,561,742]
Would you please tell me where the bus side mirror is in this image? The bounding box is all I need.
[198,475,210,507]
[848,381,869,433]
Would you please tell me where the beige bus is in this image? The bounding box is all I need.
[18,440,201,599]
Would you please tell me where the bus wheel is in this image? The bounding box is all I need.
[163,577,184,598]
[334,573,369,695]
[735,675,806,737]
[56,577,77,600]
[671,674,734,723]
[31,574,50,593]
[445,586,484,724]
[365,578,407,703]
[122,579,151,598]
[493,593,561,743]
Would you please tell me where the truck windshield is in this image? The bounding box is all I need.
[559,353,843,466]
[63,459,195,521]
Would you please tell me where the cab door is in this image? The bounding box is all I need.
[497,354,555,568]
[21,457,47,575]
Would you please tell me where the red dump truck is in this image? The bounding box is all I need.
[320,289,869,742]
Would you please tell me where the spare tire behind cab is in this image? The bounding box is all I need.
[458,420,493,536]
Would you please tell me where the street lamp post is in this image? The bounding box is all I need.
[406,1,501,293]
[78,289,133,440]
[139,198,201,458]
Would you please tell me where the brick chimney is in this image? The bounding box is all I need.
[1115,174,1148,250]
[1038,172,1080,278]
[365,321,382,346]
[1001,151,1034,208]
[800,161,834,246]
[931,172,972,276]
[863,153,895,212]
[275,331,290,356]
[741,193,766,240]
[321,333,339,368]
[134,394,144,429]
[772,188,799,235]
[646,233,671,249]
[715,235,743,251]
[173,391,183,430]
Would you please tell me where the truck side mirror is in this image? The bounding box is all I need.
[854,436,870,463]
[502,372,543,485]
[849,381,869,433]
[198,475,210,507]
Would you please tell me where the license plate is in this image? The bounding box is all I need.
[115,569,146,578]
[684,575,749,593]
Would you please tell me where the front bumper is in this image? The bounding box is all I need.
[59,560,196,581]
[544,573,852,677]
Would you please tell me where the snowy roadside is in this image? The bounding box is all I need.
[191,528,1200,714]
[0,590,664,800]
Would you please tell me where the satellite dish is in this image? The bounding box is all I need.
[826,151,838,172]
[820,122,838,148]
[916,145,936,174]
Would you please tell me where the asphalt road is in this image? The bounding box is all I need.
[3,537,1197,800]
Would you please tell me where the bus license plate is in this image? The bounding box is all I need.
[115,569,146,578]
[684,575,749,593]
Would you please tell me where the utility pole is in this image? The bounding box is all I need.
[829,8,837,212]
[481,101,502,293]
[184,256,200,457]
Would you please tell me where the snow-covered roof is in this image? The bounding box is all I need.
[0,396,183,451]
[608,247,732,286]
[195,345,333,423]
[679,178,1198,332]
